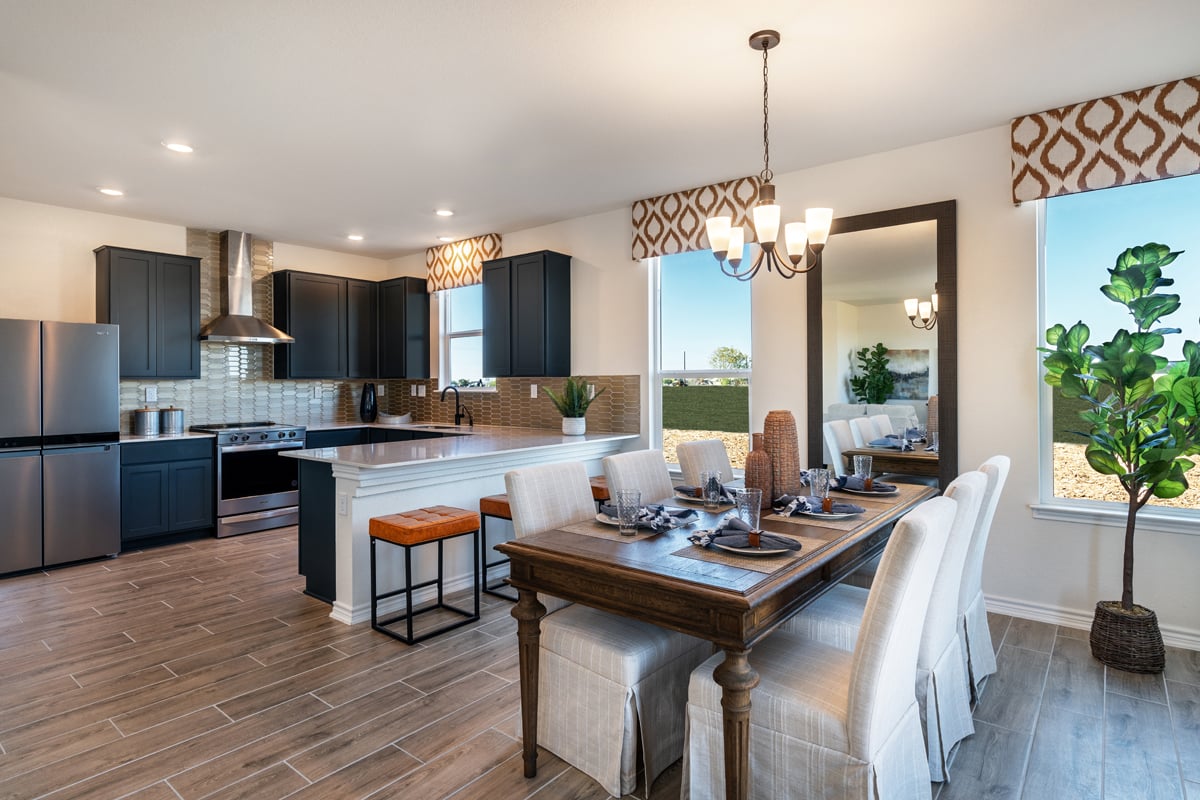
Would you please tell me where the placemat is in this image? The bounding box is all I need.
[560,519,690,543]
[767,512,866,532]
[671,530,835,574]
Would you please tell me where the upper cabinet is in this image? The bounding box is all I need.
[95,246,202,379]
[379,277,429,379]
[273,270,428,380]
[482,250,571,377]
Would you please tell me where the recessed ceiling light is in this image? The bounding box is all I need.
[347,234,364,241]
[97,187,124,196]
[162,142,194,153]
[438,236,455,243]
[435,209,454,217]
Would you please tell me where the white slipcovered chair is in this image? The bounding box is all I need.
[780,471,987,781]
[682,496,957,800]
[823,419,857,477]
[676,439,735,486]
[959,455,1010,699]
[849,416,875,448]
[869,413,895,437]
[602,448,675,503]
[504,461,709,797]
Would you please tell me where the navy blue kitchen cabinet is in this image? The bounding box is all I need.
[482,250,571,377]
[120,439,214,545]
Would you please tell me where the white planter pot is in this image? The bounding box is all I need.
[562,417,587,436]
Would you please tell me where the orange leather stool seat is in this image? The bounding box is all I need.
[478,494,513,520]
[369,505,480,645]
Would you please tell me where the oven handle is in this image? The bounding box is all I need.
[219,441,307,454]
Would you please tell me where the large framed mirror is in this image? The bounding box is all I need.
[806,200,957,487]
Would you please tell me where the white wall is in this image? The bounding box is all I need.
[274,242,390,280]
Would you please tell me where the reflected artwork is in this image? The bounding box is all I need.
[886,349,929,399]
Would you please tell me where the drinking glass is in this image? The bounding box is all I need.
[616,489,641,536]
[808,468,832,512]
[700,470,723,510]
[852,454,873,490]
[735,488,762,532]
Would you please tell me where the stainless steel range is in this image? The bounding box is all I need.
[189,421,306,537]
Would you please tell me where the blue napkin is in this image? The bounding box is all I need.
[688,516,801,551]
[869,437,914,451]
[599,503,697,531]
[772,494,865,516]
[834,475,898,493]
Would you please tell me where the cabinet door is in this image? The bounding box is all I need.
[404,279,430,378]
[305,428,369,448]
[156,255,202,378]
[379,277,429,378]
[481,259,512,377]
[511,254,546,376]
[368,428,414,443]
[347,279,378,378]
[122,463,170,540]
[282,272,347,378]
[108,249,158,378]
[168,459,214,531]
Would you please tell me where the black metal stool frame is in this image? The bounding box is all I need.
[371,527,480,644]
[480,512,518,602]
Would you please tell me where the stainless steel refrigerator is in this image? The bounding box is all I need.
[0,319,120,574]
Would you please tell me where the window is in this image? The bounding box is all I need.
[440,284,493,388]
[651,249,752,471]
[1040,174,1200,519]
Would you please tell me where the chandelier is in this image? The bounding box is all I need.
[904,290,939,329]
[704,30,832,281]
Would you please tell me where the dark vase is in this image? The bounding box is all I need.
[359,382,377,423]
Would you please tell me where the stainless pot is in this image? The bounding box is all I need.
[132,407,160,437]
[159,406,184,436]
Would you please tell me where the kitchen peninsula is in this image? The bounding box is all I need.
[285,425,637,624]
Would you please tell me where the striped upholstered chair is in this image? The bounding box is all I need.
[676,439,735,487]
[959,455,1010,699]
[601,448,675,504]
[504,461,710,798]
[779,470,987,781]
[683,496,956,800]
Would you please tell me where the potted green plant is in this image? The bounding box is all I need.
[849,342,894,404]
[1041,242,1200,673]
[545,376,606,435]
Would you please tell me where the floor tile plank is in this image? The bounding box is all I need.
[1004,617,1057,653]
[1168,679,1200,784]
[973,645,1051,734]
[936,720,1031,800]
[1023,704,1103,800]
[1107,665,1168,705]
[1043,635,1105,718]
[1105,692,1185,800]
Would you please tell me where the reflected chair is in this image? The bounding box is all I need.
[781,471,987,781]
[959,455,1010,699]
[602,448,675,503]
[504,461,709,798]
[849,416,875,448]
[683,497,957,800]
[676,439,735,487]
[869,413,895,437]
[824,419,857,477]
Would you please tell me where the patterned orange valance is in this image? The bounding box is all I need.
[631,176,761,260]
[1011,75,1200,203]
[425,233,502,292]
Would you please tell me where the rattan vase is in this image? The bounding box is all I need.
[1090,601,1165,674]
[744,433,774,509]
[763,410,802,497]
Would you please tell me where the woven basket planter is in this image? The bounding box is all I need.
[744,433,774,509]
[1090,601,1165,674]
[763,410,802,497]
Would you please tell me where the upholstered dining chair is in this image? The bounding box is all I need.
[504,461,709,798]
[824,419,857,477]
[780,470,987,781]
[959,455,1010,699]
[676,439,735,487]
[602,448,675,503]
[682,496,957,800]
[849,416,875,448]
[869,413,895,437]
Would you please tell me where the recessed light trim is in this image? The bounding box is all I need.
[347,234,364,241]
[435,209,454,217]
[438,236,455,243]
[162,142,194,153]
[98,187,124,196]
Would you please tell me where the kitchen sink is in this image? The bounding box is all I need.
[408,424,471,432]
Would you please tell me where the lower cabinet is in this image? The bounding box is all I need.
[305,428,370,448]
[121,439,214,544]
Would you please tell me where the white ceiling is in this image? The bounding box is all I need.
[2,0,1198,259]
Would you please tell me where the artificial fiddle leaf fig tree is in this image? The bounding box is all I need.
[1041,242,1200,673]
[850,343,894,404]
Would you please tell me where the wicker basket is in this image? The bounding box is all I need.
[1090,601,1165,674]
[744,433,774,509]
[763,410,802,497]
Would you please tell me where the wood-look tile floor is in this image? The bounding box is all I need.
[0,529,1195,800]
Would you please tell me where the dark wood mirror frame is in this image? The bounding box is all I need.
[806,200,958,488]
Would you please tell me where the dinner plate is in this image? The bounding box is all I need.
[710,540,795,556]
[837,486,900,496]
[672,491,705,504]
[595,512,694,529]
[780,509,861,520]
[595,513,622,526]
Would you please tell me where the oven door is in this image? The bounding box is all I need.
[216,440,303,518]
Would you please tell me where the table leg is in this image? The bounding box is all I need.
[713,648,759,800]
[512,588,546,778]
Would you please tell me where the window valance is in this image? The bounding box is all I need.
[1011,75,1200,203]
[631,176,760,260]
[425,233,502,292]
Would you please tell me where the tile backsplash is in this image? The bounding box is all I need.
[117,230,640,434]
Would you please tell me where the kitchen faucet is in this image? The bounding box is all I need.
[440,385,472,426]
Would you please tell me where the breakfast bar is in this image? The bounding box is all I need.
[284,425,637,624]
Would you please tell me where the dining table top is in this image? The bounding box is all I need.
[842,441,940,478]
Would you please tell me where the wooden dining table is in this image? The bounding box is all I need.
[842,441,940,478]
[496,481,937,800]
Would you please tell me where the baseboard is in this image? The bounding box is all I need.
[986,594,1200,652]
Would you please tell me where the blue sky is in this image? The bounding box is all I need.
[1045,174,1200,360]
[659,249,752,370]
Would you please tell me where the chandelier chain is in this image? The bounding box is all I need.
[760,41,772,183]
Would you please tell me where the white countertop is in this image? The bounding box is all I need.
[120,431,215,444]
[282,424,638,469]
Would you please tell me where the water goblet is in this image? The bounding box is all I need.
[853,454,874,490]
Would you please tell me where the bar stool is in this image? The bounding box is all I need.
[369,505,480,645]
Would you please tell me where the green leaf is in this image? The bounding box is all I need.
[1172,377,1200,416]
[1045,323,1066,346]
[1085,447,1122,475]
[1063,322,1090,353]
[1129,294,1181,329]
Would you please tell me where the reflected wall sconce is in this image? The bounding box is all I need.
[703,30,832,281]
[904,290,938,329]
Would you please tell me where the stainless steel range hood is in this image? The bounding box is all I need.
[198,230,295,344]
